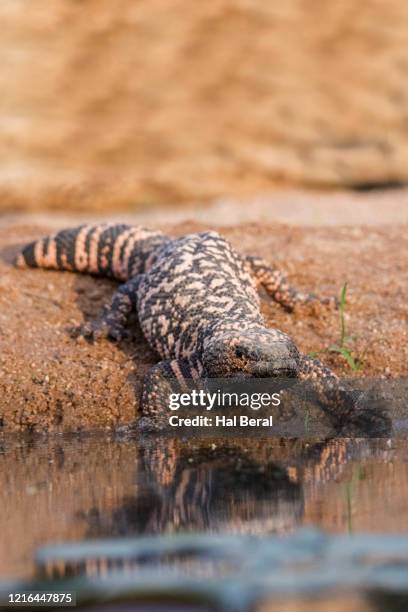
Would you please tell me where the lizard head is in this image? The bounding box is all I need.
[202,329,300,379]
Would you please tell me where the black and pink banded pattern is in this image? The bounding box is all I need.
[17,223,383,433]
[16,224,167,281]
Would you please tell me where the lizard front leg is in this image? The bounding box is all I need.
[298,355,391,436]
[139,357,202,432]
[245,255,338,312]
[81,274,144,340]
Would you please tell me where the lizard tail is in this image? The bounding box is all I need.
[15,223,166,281]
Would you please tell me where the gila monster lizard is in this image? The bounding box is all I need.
[16,224,365,431]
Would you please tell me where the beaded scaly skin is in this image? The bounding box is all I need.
[16,223,378,431]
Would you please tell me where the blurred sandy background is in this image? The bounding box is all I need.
[2,0,408,216]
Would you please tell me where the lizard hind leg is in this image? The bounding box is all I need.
[139,358,202,432]
[246,255,338,312]
[80,274,144,341]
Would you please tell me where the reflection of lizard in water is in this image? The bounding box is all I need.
[81,438,361,540]
[41,437,391,580]
[16,223,387,432]
[78,439,303,541]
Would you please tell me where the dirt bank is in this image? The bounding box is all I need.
[0,219,407,432]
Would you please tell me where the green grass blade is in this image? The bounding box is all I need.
[339,282,348,346]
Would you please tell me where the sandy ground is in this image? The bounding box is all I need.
[0,206,407,432]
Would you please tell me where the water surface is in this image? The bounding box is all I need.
[1,434,407,579]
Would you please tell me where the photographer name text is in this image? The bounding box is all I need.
[168,414,273,428]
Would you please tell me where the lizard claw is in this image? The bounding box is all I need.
[72,319,130,342]
[137,415,167,433]
[321,295,340,309]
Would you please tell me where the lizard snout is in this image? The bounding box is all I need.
[250,358,298,378]
[203,331,300,378]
